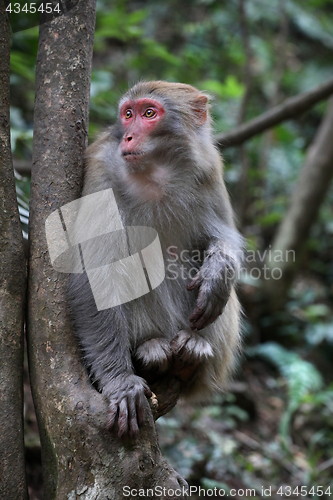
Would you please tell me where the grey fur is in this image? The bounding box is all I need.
[68,81,243,437]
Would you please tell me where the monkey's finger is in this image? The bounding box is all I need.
[198,296,227,329]
[189,304,206,324]
[194,299,225,330]
[117,399,129,438]
[190,286,226,328]
[187,276,202,291]
[190,302,214,330]
[209,303,226,324]
[191,311,214,330]
[194,302,215,328]
[127,397,139,438]
[170,330,191,355]
[106,401,118,429]
[137,393,148,427]
[143,384,152,399]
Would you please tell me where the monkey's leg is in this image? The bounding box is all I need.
[176,291,241,401]
[170,329,214,384]
[133,338,173,383]
[68,273,152,438]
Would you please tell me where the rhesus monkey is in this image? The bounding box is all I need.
[68,81,243,437]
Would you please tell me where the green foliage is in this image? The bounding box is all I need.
[200,76,245,99]
[287,1,333,50]
[10,51,36,82]
[158,396,250,483]
[303,304,331,322]
[248,342,323,443]
[305,321,333,345]
[95,7,147,44]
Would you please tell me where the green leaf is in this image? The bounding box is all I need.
[10,52,35,82]
[142,39,182,66]
[201,76,244,98]
[303,304,331,322]
[257,212,283,227]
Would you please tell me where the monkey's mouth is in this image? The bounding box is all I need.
[122,151,144,161]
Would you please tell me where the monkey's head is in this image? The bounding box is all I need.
[116,81,211,170]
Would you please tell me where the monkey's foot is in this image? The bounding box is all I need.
[105,374,152,438]
[134,338,172,373]
[170,329,214,383]
[171,329,214,361]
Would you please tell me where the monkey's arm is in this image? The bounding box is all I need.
[187,228,243,331]
[68,273,152,437]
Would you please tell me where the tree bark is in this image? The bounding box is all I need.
[0,5,28,499]
[263,98,333,307]
[27,3,187,498]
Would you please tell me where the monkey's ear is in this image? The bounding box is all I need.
[192,94,209,126]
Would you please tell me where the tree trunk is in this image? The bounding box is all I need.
[0,5,28,499]
[263,98,333,307]
[27,4,187,498]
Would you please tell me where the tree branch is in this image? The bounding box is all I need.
[215,77,333,149]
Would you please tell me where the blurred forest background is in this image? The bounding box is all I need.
[9,0,333,498]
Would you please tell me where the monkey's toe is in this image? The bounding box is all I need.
[105,375,152,437]
[170,330,213,384]
[171,329,214,363]
[134,338,172,373]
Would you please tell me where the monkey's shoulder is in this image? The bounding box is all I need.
[83,126,122,195]
[86,125,120,158]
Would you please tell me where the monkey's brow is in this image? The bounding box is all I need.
[119,94,163,107]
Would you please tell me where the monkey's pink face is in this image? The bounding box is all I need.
[119,98,165,162]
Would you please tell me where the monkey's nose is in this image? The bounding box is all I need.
[121,133,139,156]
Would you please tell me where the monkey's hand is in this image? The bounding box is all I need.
[187,252,236,330]
[104,374,152,438]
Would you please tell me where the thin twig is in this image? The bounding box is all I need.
[317,457,333,473]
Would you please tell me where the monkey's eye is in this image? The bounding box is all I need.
[144,108,156,118]
[125,109,132,119]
